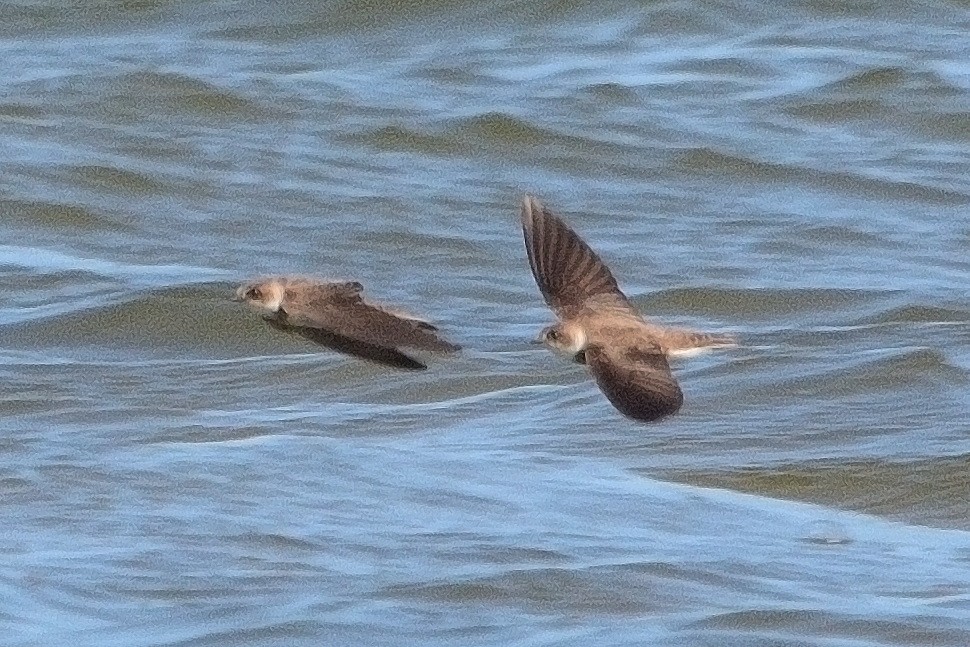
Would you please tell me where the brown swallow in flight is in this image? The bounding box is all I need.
[521,195,735,421]
[234,276,460,370]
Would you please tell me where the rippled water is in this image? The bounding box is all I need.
[2,0,970,644]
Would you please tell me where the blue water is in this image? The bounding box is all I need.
[1,0,969,644]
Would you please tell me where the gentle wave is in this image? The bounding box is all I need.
[666,454,970,531]
[0,197,132,232]
[2,0,969,643]
[674,147,969,205]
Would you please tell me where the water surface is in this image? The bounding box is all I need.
[2,0,970,644]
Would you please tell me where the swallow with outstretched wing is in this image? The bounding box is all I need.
[234,276,460,370]
[521,195,735,421]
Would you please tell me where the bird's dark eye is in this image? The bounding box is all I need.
[247,288,262,300]
[547,329,559,341]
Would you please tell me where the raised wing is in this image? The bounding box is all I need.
[285,286,461,353]
[585,343,683,422]
[520,195,629,317]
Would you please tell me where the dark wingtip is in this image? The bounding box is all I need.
[586,345,685,423]
[619,395,683,423]
[396,358,429,371]
[608,382,683,423]
[284,325,432,371]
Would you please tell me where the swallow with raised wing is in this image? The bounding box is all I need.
[521,195,735,421]
[234,276,460,370]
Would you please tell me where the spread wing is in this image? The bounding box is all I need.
[264,317,430,370]
[584,343,683,422]
[284,285,460,353]
[520,195,631,318]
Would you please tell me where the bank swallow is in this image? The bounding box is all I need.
[235,276,460,370]
[521,195,735,421]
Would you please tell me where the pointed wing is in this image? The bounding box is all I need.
[584,343,683,422]
[265,317,429,370]
[520,195,631,318]
[284,285,460,353]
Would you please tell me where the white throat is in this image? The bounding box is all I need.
[263,290,284,312]
[566,328,588,353]
[251,283,285,313]
[547,327,587,356]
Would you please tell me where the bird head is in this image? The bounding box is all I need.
[233,279,286,313]
[536,322,587,355]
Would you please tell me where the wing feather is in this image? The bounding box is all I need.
[284,285,460,353]
[584,343,683,422]
[520,195,630,318]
